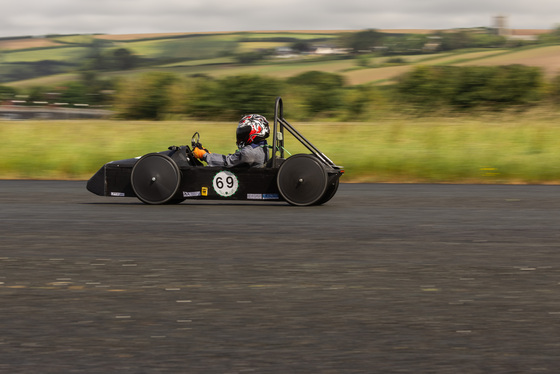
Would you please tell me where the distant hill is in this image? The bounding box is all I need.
[0,28,551,51]
[1,28,558,89]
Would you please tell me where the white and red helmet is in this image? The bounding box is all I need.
[236,114,270,148]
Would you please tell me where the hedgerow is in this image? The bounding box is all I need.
[395,65,544,110]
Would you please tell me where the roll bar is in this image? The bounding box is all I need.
[271,97,341,169]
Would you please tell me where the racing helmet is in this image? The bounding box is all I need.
[236,114,270,148]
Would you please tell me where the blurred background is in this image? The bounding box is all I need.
[1,19,560,121]
[1,15,560,183]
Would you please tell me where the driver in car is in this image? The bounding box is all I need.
[192,114,270,167]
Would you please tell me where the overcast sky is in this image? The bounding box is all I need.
[1,0,559,38]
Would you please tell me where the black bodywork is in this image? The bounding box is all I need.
[87,97,344,206]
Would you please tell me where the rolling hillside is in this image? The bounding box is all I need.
[1,29,558,89]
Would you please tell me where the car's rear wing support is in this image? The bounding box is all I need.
[271,97,342,170]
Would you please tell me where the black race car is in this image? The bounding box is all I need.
[87,97,344,206]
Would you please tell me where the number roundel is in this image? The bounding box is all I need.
[212,171,239,197]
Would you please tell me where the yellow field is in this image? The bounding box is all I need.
[201,60,357,80]
[0,38,61,50]
[457,45,560,77]
[237,42,289,52]
[340,48,560,85]
[345,65,410,85]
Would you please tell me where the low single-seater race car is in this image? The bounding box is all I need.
[87,97,344,206]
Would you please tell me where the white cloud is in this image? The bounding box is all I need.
[1,0,558,37]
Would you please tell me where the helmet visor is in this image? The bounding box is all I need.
[236,125,252,147]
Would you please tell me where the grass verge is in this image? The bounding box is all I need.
[2,115,560,183]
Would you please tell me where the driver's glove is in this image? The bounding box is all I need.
[193,146,209,160]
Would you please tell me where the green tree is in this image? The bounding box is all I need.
[112,48,137,70]
[81,39,106,71]
[186,75,282,120]
[291,41,313,53]
[286,71,346,118]
[218,75,282,119]
[184,77,223,119]
[339,29,383,53]
[114,72,176,120]
[470,33,507,48]
[397,65,544,110]
[81,39,114,71]
[342,85,384,120]
[396,65,448,108]
[0,85,17,101]
[481,65,543,107]
[437,31,473,51]
[26,86,47,103]
[57,82,88,104]
[384,34,428,55]
[548,73,560,104]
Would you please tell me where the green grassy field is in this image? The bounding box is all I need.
[2,46,87,63]
[6,45,559,89]
[2,114,560,183]
[122,36,238,60]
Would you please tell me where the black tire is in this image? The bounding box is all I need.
[131,153,181,204]
[165,197,187,205]
[315,177,339,206]
[277,154,328,206]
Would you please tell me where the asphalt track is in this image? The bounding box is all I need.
[1,180,560,373]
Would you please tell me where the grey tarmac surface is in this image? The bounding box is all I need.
[1,180,560,373]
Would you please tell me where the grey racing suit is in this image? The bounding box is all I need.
[203,141,269,168]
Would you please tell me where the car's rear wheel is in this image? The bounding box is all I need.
[315,177,339,206]
[277,154,328,206]
[131,153,182,204]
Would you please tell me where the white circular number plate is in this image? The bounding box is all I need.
[213,171,239,197]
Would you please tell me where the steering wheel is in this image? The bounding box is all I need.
[191,132,202,149]
[185,132,204,166]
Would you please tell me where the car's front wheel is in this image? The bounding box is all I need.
[131,153,182,204]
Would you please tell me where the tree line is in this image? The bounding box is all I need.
[397,65,547,110]
[114,67,560,120]
[112,71,355,121]
[2,65,560,120]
